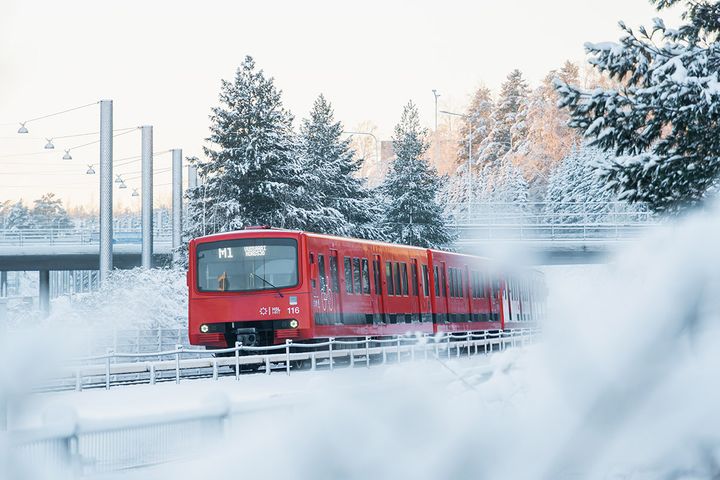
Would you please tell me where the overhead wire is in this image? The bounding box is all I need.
[15,101,99,125]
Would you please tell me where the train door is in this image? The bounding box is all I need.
[434,261,449,324]
[410,258,422,322]
[328,250,343,325]
[372,254,385,324]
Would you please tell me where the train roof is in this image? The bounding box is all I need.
[194,227,483,259]
[192,228,544,276]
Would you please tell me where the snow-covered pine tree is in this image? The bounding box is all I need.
[544,145,640,223]
[186,56,306,237]
[555,0,720,213]
[477,69,530,168]
[380,101,455,248]
[297,94,384,239]
[5,200,33,230]
[31,193,72,229]
[457,86,494,167]
[516,61,582,195]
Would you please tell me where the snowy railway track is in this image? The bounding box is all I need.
[38,329,537,393]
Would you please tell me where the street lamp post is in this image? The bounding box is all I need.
[440,110,473,218]
[432,90,440,132]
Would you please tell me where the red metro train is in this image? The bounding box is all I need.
[187,227,546,349]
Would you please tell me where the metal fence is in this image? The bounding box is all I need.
[12,328,537,476]
[43,329,537,392]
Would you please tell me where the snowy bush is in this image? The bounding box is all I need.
[46,268,187,330]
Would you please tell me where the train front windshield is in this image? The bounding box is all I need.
[196,238,298,292]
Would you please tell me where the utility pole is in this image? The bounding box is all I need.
[99,100,113,283]
[141,126,153,268]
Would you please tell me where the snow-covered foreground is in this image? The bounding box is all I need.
[6,202,720,478]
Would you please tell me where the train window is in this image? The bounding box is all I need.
[459,270,464,297]
[434,266,440,296]
[411,263,419,296]
[373,259,382,294]
[422,265,429,296]
[329,255,340,292]
[386,262,394,296]
[318,254,327,292]
[352,258,362,293]
[344,257,353,293]
[394,262,402,296]
[361,258,370,294]
[196,237,298,293]
[401,263,409,296]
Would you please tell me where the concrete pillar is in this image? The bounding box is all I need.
[39,270,50,316]
[0,271,7,297]
[99,100,114,283]
[141,125,153,268]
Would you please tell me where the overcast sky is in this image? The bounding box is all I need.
[0,0,680,209]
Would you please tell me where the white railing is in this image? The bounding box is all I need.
[0,228,172,247]
[451,222,657,241]
[43,329,538,392]
[12,328,538,475]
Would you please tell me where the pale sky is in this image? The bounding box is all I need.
[0,0,680,210]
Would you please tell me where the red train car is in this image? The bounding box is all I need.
[187,227,545,348]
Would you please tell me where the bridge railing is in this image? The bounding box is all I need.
[450,222,659,241]
[0,228,172,246]
[446,201,655,225]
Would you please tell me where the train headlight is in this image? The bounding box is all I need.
[200,324,209,333]
[289,319,298,329]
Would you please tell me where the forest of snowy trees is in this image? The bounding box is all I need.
[183,56,453,253]
[0,193,73,230]
[443,62,650,222]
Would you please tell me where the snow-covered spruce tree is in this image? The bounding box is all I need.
[477,69,530,168]
[556,0,720,213]
[189,56,310,236]
[544,145,648,223]
[4,201,32,230]
[297,94,384,239]
[380,101,455,248]
[31,193,73,229]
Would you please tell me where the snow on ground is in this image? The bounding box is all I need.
[6,202,720,478]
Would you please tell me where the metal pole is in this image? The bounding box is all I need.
[432,89,440,131]
[99,100,113,282]
[171,149,182,263]
[141,126,153,268]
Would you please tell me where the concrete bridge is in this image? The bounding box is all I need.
[0,210,658,314]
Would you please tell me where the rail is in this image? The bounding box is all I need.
[11,328,538,476]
